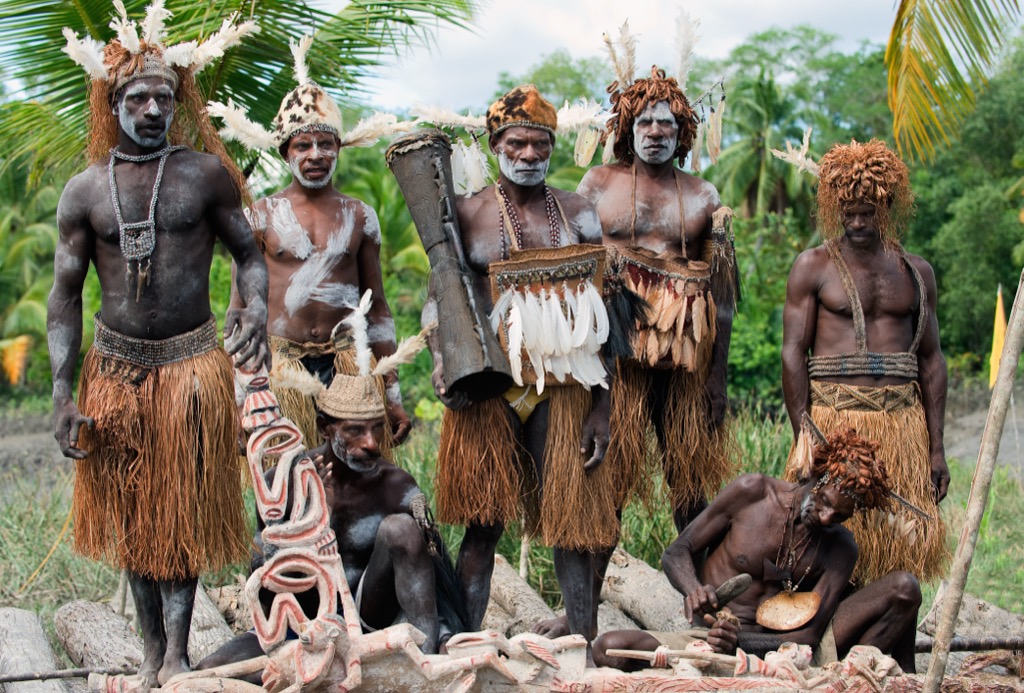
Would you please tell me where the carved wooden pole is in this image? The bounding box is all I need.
[924,270,1024,693]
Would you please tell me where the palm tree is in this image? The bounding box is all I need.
[886,0,1021,161]
[0,0,477,179]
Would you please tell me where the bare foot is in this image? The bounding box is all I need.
[533,614,570,638]
[137,655,161,690]
[158,657,191,686]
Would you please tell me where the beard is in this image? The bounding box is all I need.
[498,151,549,187]
[289,155,337,190]
[330,438,379,473]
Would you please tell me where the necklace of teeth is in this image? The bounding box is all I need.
[108,145,187,301]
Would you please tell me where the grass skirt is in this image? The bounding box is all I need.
[74,347,248,580]
[786,380,949,584]
[606,360,736,511]
[436,387,620,550]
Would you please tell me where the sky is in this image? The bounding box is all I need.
[358,0,898,112]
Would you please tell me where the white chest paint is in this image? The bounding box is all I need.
[278,204,360,316]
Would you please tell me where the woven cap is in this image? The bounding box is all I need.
[316,373,384,421]
[272,83,343,147]
[486,84,557,138]
[112,53,179,94]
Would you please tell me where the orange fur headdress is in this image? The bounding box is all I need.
[486,84,558,140]
[809,426,893,512]
[607,65,699,167]
[816,139,914,245]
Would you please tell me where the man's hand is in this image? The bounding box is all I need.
[432,363,470,411]
[703,613,739,654]
[225,303,269,372]
[387,400,413,445]
[931,451,950,503]
[53,398,93,460]
[684,584,719,622]
[580,400,610,472]
[312,453,332,507]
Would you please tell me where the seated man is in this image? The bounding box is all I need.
[198,370,464,679]
[593,427,922,673]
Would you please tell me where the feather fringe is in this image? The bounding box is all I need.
[191,15,260,73]
[269,363,325,398]
[603,20,638,89]
[674,9,701,93]
[141,0,170,47]
[602,125,617,164]
[62,28,110,80]
[206,99,276,151]
[706,100,725,164]
[339,112,415,149]
[163,41,197,68]
[410,104,487,133]
[555,98,606,136]
[291,34,314,86]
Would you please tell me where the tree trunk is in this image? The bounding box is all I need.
[600,549,690,631]
[489,554,556,636]
[0,608,69,693]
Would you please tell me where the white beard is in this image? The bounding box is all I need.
[289,156,337,189]
[119,104,172,148]
[498,151,549,187]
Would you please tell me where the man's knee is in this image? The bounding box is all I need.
[889,570,922,609]
[377,514,427,558]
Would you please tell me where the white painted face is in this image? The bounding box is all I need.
[498,150,549,187]
[117,79,174,148]
[287,131,340,189]
[632,101,680,166]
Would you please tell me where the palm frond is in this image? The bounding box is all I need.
[886,0,1021,161]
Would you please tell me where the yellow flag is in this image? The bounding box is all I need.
[990,285,1007,389]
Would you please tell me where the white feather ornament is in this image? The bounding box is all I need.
[110,1,141,54]
[574,129,601,168]
[602,125,617,164]
[410,104,487,133]
[706,100,725,164]
[339,112,415,149]
[617,20,638,88]
[690,121,704,173]
[206,99,276,151]
[770,127,820,177]
[372,324,432,376]
[62,28,110,80]
[270,363,325,397]
[192,16,259,73]
[588,283,610,344]
[141,0,171,47]
[506,302,525,386]
[464,138,492,193]
[554,290,573,355]
[451,139,470,196]
[291,34,314,86]
[571,283,591,349]
[163,41,197,68]
[342,289,374,376]
[555,98,605,136]
[674,9,701,94]
[490,287,515,334]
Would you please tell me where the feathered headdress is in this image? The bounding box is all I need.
[601,11,726,171]
[271,289,432,421]
[208,34,412,154]
[410,104,493,196]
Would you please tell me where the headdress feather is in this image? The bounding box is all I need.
[61,28,109,80]
[206,99,277,150]
[141,0,171,47]
[191,15,259,73]
[342,290,374,377]
[372,323,435,376]
[162,40,197,68]
[110,1,141,54]
[673,9,701,93]
[617,20,638,87]
[338,112,416,148]
[291,34,314,86]
[770,127,820,177]
[554,98,606,136]
[410,104,488,133]
[270,363,326,397]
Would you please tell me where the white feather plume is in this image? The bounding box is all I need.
[110,1,141,54]
[342,290,374,376]
[617,20,638,87]
[141,0,171,47]
[339,112,415,148]
[602,125,617,164]
[690,121,704,173]
[410,104,487,132]
[673,9,701,93]
[372,323,433,376]
[270,364,325,397]
[206,99,276,151]
[506,303,524,386]
[770,127,820,177]
[62,28,110,80]
[464,137,491,193]
[291,34,314,86]
[163,40,197,68]
[555,98,606,136]
[706,99,725,164]
[192,16,260,73]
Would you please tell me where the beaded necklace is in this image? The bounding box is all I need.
[774,495,820,594]
[108,145,187,301]
[495,183,563,259]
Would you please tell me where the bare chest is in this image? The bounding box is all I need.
[597,181,705,254]
[259,197,361,263]
[819,257,918,321]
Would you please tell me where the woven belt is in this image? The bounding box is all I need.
[810,380,920,412]
[807,351,918,380]
[93,314,218,367]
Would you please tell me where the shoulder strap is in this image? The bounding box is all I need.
[673,168,688,260]
[902,251,929,354]
[824,240,867,354]
[549,192,570,246]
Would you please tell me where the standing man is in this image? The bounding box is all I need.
[212,35,411,447]
[577,66,738,531]
[423,85,613,645]
[51,13,265,688]
[782,139,948,585]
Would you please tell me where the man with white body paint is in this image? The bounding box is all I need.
[223,41,411,447]
[425,85,612,647]
[50,17,265,688]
